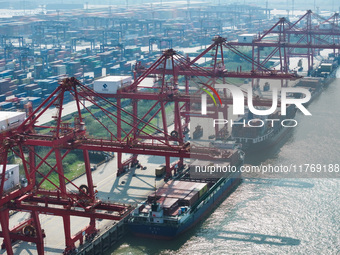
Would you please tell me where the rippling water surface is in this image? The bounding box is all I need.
[108,76,340,255]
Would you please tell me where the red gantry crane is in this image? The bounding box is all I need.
[226,10,340,76]
[0,36,306,255]
[0,74,241,254]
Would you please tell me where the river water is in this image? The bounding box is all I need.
[109,73,340,254]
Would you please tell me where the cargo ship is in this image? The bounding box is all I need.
[292,77,323,106]
[292,56,339,105]
[230,104,297,152]
[127,149,244,239]
[312,56,339,88]
[230,56,339,152]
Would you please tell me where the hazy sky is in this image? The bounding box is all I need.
[6,0,340,13]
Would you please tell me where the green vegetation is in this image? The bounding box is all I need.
[12,99,175,191]
[38,154,85,190]
[8,146,106,190]
[15,98,175,191]
[36,149,106,190]
[81,99,175,139]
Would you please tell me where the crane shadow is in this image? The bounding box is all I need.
[113,228,300,255]
[97,167,160,204]
[211,230,300,246]
[2,242,65,255]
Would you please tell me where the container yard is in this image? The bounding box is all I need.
[0,1,339,255]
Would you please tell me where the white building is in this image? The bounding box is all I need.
[0,164,20,192]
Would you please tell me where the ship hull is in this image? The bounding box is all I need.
[232,61,338,153]
[241,125,293,152]
[128,173,242,239]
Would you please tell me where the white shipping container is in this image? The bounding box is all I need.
[93,76,132,94]
[0,164,20,192]
[0,111,26,133]
[238,34,257,43]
